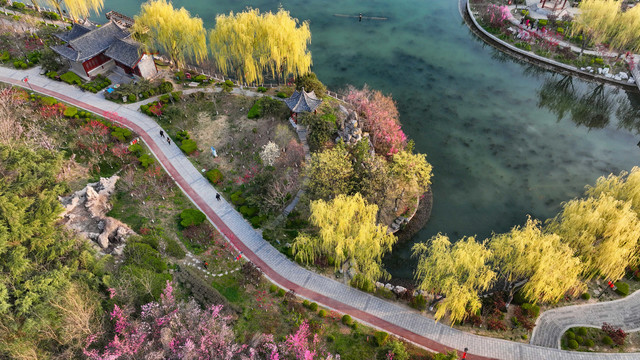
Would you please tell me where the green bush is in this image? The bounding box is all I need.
[327,334,335,342]
[175,71,184,80]
[538,19,548,26]
[295,72,326,98]
[247,101,262,119]
[159,94,170,103]
[63,107,78,118]
[374,331,389,346]
[581,292,591,300]
[42,11,60,20]
[179,139,198,155]
[158,81,173,93]
[566,331,575,340]
[0,51,10,62]
[179,208,206,227]
[230,191,246,206]
[250,215,266,228]
[224,79,234,87]
[128,143,143,156]
[140,104,149,113]
[615,281,629,296]
[577,327,588,336]
[585,339,595,347]
[410,294,427,311]
[512,290,527,305]
[567,339,579,349]
[206,169,223,184]
[341,314,352,326]
[276,91,288,98]
[12,2,26,10]
[194,75,207,82]
[277,288,286,297]
[602,335,613,346]
[40,96,57,106]
[257,86,267,93]
[27,51,41,64]
[176,130,190,141]
[138,154,154,168]
[302,300,310,308]
[165,238,186,259]
[594,57,604,65]
[239,206,258,217]
[556,27,564,34]
[60,71,82,85]
[111,127,132,142]
[575,336,583,345]
[269,284,277,293]
[171,91,182,101]
[127,94,136,102]
[318,309,327,318]
[309,302,318,311]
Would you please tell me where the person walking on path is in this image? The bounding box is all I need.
[160,130,164,138]
[216,193,221,201]
[167,137,171,145]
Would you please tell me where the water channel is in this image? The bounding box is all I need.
[94,0,640,279]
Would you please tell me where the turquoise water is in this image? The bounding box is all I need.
[93,0,639,278]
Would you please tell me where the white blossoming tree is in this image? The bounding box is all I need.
[260,141,280,166]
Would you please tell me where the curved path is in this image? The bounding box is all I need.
[2,66,639,360]
[531,290,640,349]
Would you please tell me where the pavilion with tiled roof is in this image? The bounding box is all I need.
[285,88,323,123]
[51,21,157,80]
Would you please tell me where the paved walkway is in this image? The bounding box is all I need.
[2,66,640,360]
[531,290,640,349]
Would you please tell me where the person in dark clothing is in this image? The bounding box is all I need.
[167,137,171,145]
[160,130,164,138]
[216,193,221,201]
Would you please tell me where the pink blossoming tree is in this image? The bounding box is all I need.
[85,282,339,360]
[345,86,407,156]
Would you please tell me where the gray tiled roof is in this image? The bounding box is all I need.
[55,23,94,42]
[53,22,131,62]
[104,38,141,68]
[285,89,323,113]
[50,45,79,61]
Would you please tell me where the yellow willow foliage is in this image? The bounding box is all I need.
[61,0,103,21]
[586,166,640,214]
[209,7,312,84]
[490,217,584,304]
[609,5,640,53]
[133,0,207,68]
[413,234,495,324]
[292,193,397,282]
[391,150,433,193]
[548,194,640,281]
[572,0,620,44]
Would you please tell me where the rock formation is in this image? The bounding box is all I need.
[59,175,135,255]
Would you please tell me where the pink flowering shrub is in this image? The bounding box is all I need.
[484,4,510,27]
[85,281,340,360]
[345,85,407,156]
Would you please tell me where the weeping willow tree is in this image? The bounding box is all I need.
[548,194,640,281]
[209,7,312,85]
[412,234,495,324]
[292,193,397,283]
[572,0,620,54]
[490,217,584,305]
[586,167,640,214]
[609,4,640,55]
[44,0,103,21]
[132,0,207,68]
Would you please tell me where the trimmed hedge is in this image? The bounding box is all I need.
[247,101,262,119]
[581,292,591,300]
[309,302,318,311]
[615,281,629,296]
[179,139,198,155]
[341,314,352,326]
[111,127,132,142]
[567,339,578,349]
[602,335,613,345]
[566,331,575,340]
[63,107,78,118]
[179,209,206,227]
[138,154,154,168]
[128,143,143,156]
[277,288,286,297]
[269,284,277,293]
[60,71,82,85]
[318,309,327,318]
[577,327,588,336]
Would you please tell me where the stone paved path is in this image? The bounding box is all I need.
[2,66,640,360]
[531,290,640,349]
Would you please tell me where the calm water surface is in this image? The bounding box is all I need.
[95,0,640,278]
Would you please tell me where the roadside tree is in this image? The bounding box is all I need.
[293,193,397,283]
[412,234,495,324]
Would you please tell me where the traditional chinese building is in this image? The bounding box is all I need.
[51,21,157,80]
[284,88,323,123]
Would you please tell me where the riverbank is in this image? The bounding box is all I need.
[462,0,640,92]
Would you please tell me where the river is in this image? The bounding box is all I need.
[90,0,640,278]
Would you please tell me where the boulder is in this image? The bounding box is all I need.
[385,283,394,291]
[376,281,385,288]
[393,286,407,295]
[619,72,629,80]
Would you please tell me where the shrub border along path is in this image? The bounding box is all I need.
[530,290,640,349]
[2,66,640,360]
